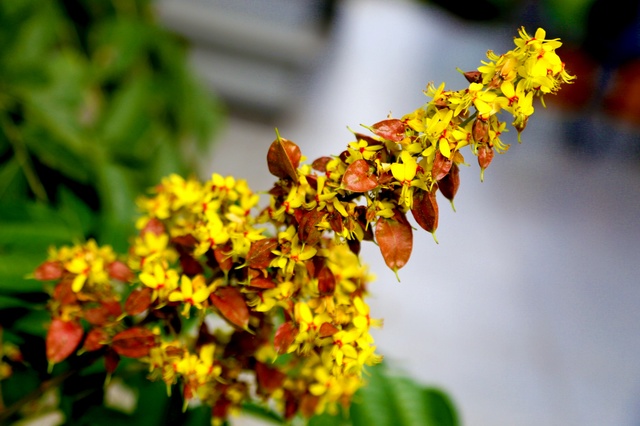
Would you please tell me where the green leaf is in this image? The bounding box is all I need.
[350,364,395,426]
[0,221,77,252]
[308,410,350,426]
[10,309,50,336]
[95,162,139,227]
[89,18,151,82]
[240,402,285,425]
[0,156,28,202]
[423,388,459,426]
[0,252,48,294]
[0,294,34,309]
[348,363,459,426]
[57,186,95,236]
[99,77,151,151]
[20,123,91,184]
[386,375,430,426]
[0,362,41,407]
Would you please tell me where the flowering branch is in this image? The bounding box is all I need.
[30,27,573,424]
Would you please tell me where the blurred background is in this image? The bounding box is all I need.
[2,0,640,425]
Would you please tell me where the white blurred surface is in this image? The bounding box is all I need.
[201,1,640,425]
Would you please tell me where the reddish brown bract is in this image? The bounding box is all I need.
[124,287,153,316]
[111,327,156,358]
[375,213,413,272]
[46,318,84,364]
[371,119,407,142]
[246,238,278,269]
[34,261,64,281]
[210,287,250,329]
[411,187,439,234]
[267,137,301,181]
[274,322,298,355]
[342,159,378,192]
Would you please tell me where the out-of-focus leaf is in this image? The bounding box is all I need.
[96,162,138,227]
[22,51,90,154]
[58,186,95,236]
[0,253,51,294]
[348,363,459,426]
[90,18,150,82]
[0,157,28,201]
[349,364,395,426]
[423,387,460,426]
[148,131,188,182]
[11,309,50,337]
[99,77,150,150]
[308,410,351,426]
[0,294,32,309]
[0,221,74,250]
[1,2,60,74]
[241,402,285,425]
[0,362,41,407]
[20,125,90,184]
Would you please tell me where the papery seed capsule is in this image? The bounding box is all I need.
[472,118,489,143]
[477,144,494,181]
[438,163,460,210]
[410,187,439,243]
[432,151,452,181]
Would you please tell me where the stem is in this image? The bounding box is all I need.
[0,115,48,202]
[459,110,478,129]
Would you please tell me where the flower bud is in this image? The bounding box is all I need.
[472,118,490,143]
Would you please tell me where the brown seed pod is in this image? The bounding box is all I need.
[438,162,460,210]
[477,144,494,181]
[410,187,439,243]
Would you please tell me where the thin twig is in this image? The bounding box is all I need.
[0,115,48,202]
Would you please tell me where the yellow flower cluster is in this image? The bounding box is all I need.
[131,171,382,419]
[45,240,117,293]
[33,27,573,425]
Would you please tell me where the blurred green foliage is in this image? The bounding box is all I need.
[0,0,222,422]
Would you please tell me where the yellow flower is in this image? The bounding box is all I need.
[194,211,230,257]
[271,226,317,278]
[347,140,384,161]
[139,262,180,301]
[54,240,115,292]
[168,274,211,317]
[391,151,424,209]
